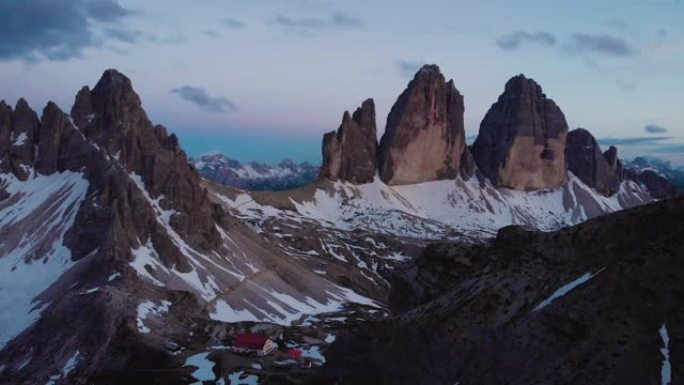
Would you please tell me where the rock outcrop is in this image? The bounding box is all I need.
[67,69,223,263]
[323,197,684,385]
[471,74,568,190]
[378,64,468,185]
[320,98,377,183]
[603,145,624,180]
[0,98,92,179]
[1,69,399,384]
[566,128,621,196]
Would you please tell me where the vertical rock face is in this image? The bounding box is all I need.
[0,101,15,176]
[320,98,377,184]
[35,102,89,175]
[378,64,468,185]
[68,69,222,261]
[603,145,624,181]
[0,98,56,179]
[0,70,222,264]
[471,74,568,190]
[566,128,621,196]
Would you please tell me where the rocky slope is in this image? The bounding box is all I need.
[378,65,471,185]
[320,98,378,184]
[471,74,569,190]
[0,70,379,384]
[192,153,318,191]
[312,197,684,385]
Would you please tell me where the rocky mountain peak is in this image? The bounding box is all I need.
[0,98,40,179]
[320,98,378,184]
[503,74,543,96]
[416,63,441,76]
[603,145,624,180]
[15,97,30,110]
[12,98,39,134]
[353,98,375,129]
[378,64,469,185]
[566,128,621,196]
[471,74,569,190]
[72,69,147,142]
[70,86,92,129]
[35,101,91,176]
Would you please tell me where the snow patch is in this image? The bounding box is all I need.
[660,324,671,385]
[533,268,605,311]
[136,300,172,333]
[129,173,245,302]
[129,239,166,287]
[184,352,216,383]
[301,345,326,365]
[12,132,28,146]
[61,351,81,377]
[209,284,379,325]
[228,370,259,385]
[0,171,89,348]
[80,287,99,295]
[222,174,651,240]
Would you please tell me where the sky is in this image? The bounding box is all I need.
[0,0,683,165]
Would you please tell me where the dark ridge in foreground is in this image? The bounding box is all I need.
[310,197,684,385]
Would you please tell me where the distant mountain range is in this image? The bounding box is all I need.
[625,156,684,188]
[191,151,683,199]
[190,154,318,191]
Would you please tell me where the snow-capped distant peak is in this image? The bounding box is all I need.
[191,154,319,191]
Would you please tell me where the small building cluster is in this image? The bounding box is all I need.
[232,333,278,356]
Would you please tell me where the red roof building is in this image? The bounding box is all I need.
[232,333,277,356]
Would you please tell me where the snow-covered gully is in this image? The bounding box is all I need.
[533,268,605,311]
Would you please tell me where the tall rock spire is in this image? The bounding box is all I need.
[378,64,469,185]
[566,128,621,196]
[320,98,378,184]
[603,145,624,181]
[471,74,569,190]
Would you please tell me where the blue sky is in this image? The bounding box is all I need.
[0,0,683,165]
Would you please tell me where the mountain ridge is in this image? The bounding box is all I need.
[0,65,680,384]
[191,153,318,191]
[0,69,381,384]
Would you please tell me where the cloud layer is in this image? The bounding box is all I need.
[272,12,362,35]
[222,18,246,29]
[0,0,133,61]
[565,33,638,57]
[644,124,668,133]
[396,60,425,77]
[496,31,557,50]
[597,136,672,146]
[170,86,238,113]
[496,30,638,58]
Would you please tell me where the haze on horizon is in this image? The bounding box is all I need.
[0,0,682,165]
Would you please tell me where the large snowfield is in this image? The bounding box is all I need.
[0,172,89,348]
